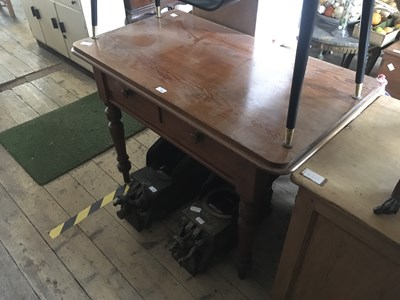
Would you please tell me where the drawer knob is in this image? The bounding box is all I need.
[190,131,203,144]
[121,88,133,98]
[71,0,76,4]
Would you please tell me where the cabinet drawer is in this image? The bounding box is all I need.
[56,0,82,11]
[105,76,160,126]
[160,109,240,181]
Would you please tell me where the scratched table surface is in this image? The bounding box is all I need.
[73,11,379,174]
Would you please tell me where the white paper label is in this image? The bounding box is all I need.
[301,168,327,185]
[149,186,157,192]
[156,86,167,93]
[387,63,395,72]
[170,13,178,17]
[393,49,400,54]
[195,217,205,224]
[190,206,201,213]
[80,41,92,46]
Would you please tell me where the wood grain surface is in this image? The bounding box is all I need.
[292,95,400,245]
[73,11,379,172]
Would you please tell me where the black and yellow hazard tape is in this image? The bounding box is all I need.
[49,184,130,239]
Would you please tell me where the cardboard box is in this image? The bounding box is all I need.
[352,18,400,47]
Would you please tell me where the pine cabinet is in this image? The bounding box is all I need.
[273,96,400,300]
[22,0,46,44]
[21,0,125,71]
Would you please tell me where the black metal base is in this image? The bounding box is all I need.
[113,138,210,231]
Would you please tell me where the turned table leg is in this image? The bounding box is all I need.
[235,168,278,279]
[105,103,131,183]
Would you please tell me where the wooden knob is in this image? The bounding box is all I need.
[121,88,132,98]
[190,131,203,144]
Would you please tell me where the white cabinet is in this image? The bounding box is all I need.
[36,0,69,57]
[21,0,126,71]
[21,0,46,43]
[55,3,88,67]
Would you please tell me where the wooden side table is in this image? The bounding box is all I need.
[273,95,400,300]
[0,0,15,17]
[72,11,380,277]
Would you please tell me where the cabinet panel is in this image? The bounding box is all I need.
[55,3,91,70]
[23,0,126,71]
[35,0,68,57]
[292,215,400,300]
[21,0,46,43]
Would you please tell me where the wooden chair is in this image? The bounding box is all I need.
[0,0,15,17]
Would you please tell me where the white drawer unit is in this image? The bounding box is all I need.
[21,0,126,71]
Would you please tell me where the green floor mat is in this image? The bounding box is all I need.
[0,92,145,185]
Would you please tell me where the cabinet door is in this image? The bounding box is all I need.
[21,0,46,43]
[291,215,400,300]
[55,3,91,70]
[35,0,68,57]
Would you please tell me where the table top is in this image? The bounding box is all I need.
[73,11,379,174]
[292,95,400,245]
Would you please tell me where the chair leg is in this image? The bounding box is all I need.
[4,0,15,17]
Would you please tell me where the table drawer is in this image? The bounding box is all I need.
[105,76,160,126]
[160,109,241,182]
[104,75,243,183]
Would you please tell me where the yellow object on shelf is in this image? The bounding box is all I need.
[352,18,400,47]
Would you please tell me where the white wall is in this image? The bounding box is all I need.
[255,0,302,46]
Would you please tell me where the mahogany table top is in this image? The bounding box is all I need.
[73,11,379,174]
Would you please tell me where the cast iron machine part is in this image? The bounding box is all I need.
[168,174,240,275]
[374,179,400,215]
[113,138,211,231]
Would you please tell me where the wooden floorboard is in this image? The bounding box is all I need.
[0,63,15,85]
[0,240,39,300]
[0,0,300,298]
[0,89,39,124]
[0,174,90,299]
[0,30,53,71]
[12,82,60,115]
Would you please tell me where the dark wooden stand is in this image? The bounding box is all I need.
[73,11,379,277]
